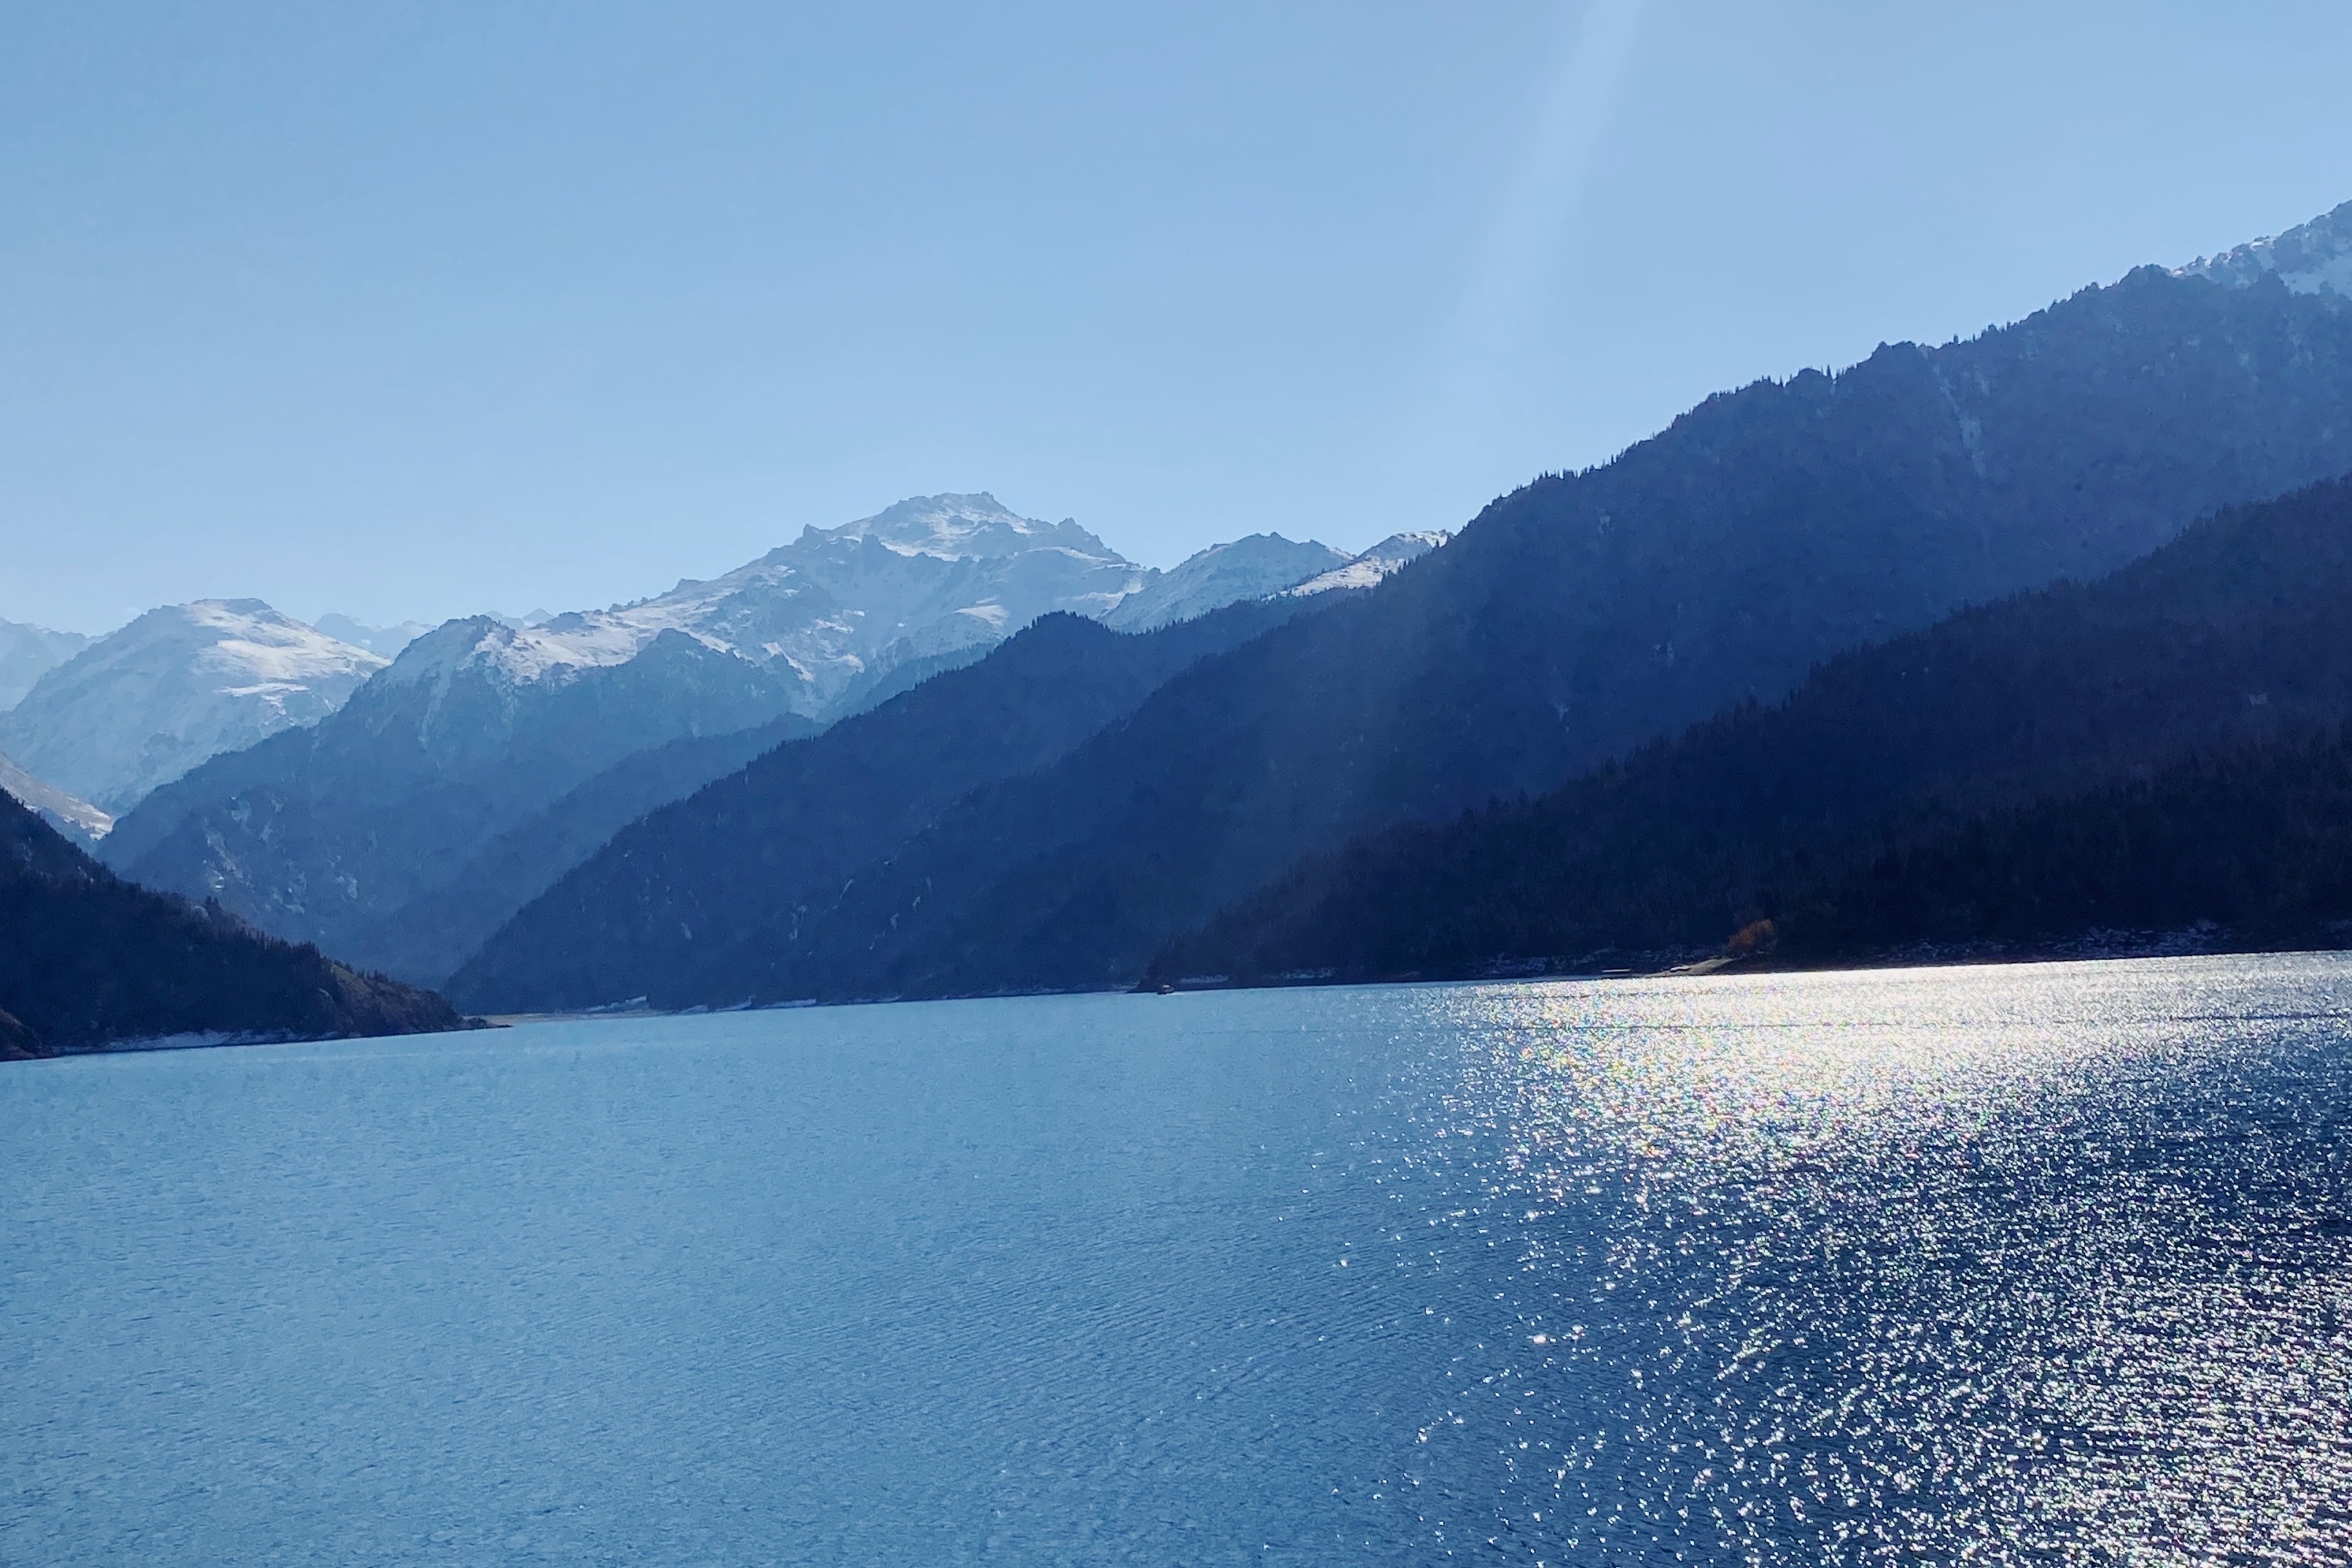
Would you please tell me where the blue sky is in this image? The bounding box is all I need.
[5,1,2351,632]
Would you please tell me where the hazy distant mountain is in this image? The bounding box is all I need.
[102,622,815,971]
[313,613,430,658]
[1153,476,2352,984]
[0,619,90,712]
[465,211,2352,1009]
[0,791,462,1060]
[0,602,385,812]
[0,751,112,847]
[1101,535,1349,632]
[336,713,816,986]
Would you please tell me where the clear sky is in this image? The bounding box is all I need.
[5,1,2351,633]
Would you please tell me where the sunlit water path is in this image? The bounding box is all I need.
[7,955,2352,1564]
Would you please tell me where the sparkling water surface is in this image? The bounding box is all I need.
[7,954,2352,1565]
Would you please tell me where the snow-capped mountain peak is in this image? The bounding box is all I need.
[2177,198,2352,300]
[378,496,1149,716]
[800,492,1126,563]
[0,600,384,811]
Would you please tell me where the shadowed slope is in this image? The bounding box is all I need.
[1152,476,2352,982]
[1,793,465,1058]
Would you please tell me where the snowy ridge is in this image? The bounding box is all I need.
[0,602,384,812]
[381,494,1148,718]
[1101,535,1351,633]
[1286,531,1451,597]
[2177,199,2352,300]
[0,750,113,845]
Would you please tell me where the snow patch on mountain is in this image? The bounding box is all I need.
[382,494,1149,718]
[2178,199,2352,300]
[1101,535,1352,633]
[0,602,386,811]
[0,750,112,845]
[1286,531,1451,597]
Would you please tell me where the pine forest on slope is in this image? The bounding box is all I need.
[0,792,463,1060]
[1149,476,2352,984]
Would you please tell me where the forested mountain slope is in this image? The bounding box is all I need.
[451,597,1332,1011]
[1777,723,2352,961]
[467,261,2352,1006]
[1151,476,2352,983]
[0,793,463,1060]
[339,713,812,985]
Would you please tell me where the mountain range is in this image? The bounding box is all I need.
[96,499,1400,985]
[0,751,112,846]
[9,497,1394,839]
[17,199,2352,1049]
[450,213,2352,1012]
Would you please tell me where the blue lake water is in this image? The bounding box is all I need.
[7,954,2352,1564]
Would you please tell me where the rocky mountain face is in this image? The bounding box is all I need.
[0,602,385,813]
[337,713,815,986]
[454,240,2352,1009]
[0,619,90,712]
[1152,475,2352,983]
[0,791,463,1060]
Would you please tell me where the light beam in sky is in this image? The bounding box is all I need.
[1427,0,1646,474]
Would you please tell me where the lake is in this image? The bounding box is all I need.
[6,954,2352,1564]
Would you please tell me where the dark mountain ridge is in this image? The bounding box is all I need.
[461,261,2352,1008]
[1149,475,2352,983]
[1,793,464,1060]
